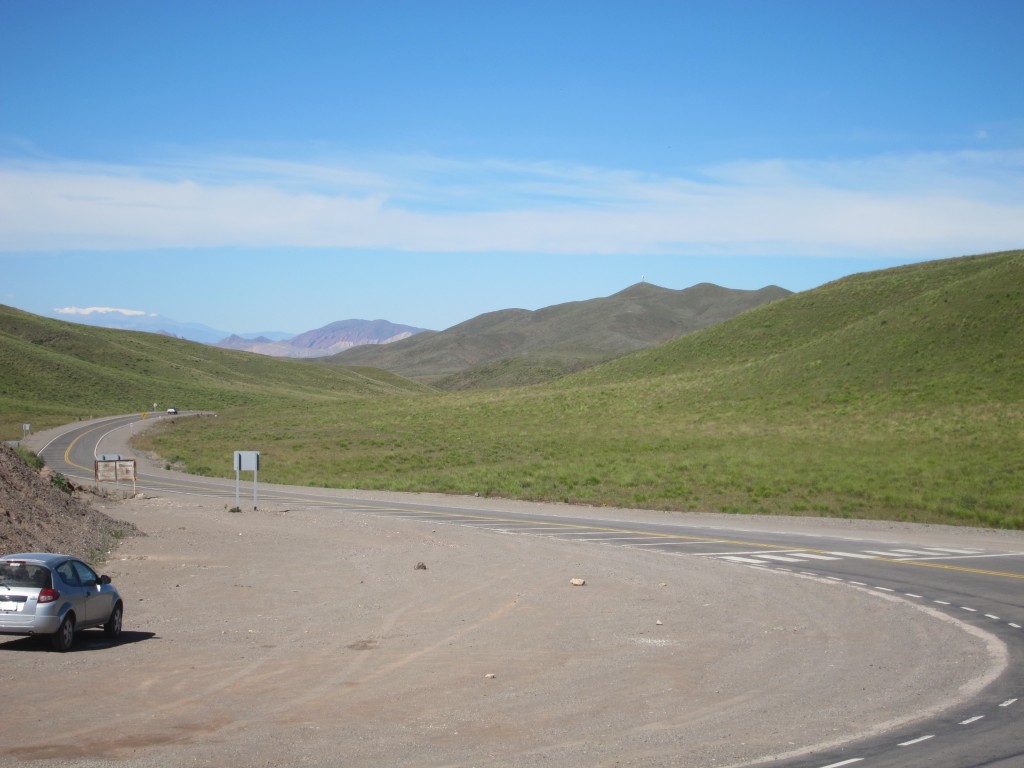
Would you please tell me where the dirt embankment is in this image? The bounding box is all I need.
[0,442,138,558]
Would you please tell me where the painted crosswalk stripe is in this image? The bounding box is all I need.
[889,549,941,556]
[864,550,915,557]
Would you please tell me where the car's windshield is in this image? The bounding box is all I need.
[0,563,51,589]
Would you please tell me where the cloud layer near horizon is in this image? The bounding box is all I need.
[53,306,153,317]
[3,149,1022,257]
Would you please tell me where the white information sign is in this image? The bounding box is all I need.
[233,451,261,508]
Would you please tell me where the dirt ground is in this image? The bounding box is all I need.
[0,477,1005,768]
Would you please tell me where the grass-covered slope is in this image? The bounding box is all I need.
[583,250,1023,406]
[137,250,1023,529]
[0,306,429,438]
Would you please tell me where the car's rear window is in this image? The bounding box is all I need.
[0,563,51,589]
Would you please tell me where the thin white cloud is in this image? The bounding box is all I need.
[53,306,153,317]
[2,149,1022,257]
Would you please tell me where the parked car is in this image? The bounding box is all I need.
[0,553,123,651]
[166,407,178,414]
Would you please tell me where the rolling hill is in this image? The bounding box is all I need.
[0,305,429,439]
[134,249,1023,528]
[3,250,1021,528]
[327,282,791,387]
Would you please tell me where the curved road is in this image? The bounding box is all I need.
[31,414,1024,768]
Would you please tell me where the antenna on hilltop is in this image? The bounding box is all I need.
[641,274,646,283]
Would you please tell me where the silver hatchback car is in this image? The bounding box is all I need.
[0,553,123,651]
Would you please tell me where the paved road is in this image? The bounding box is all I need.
[32,414,1024,768]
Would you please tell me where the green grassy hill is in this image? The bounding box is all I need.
[582,250,1023,407]
[328,282,790,387]
[0,305,429,438]
[3,251,1021,529]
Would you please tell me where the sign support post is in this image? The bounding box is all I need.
[233,451,261,509]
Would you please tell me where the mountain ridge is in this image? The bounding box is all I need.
[327,281,791,387]
[215,319,426,358]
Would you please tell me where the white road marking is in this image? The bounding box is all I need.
[934,600,951,605]
[793,553,841,560]
[722,556,768,564]
[864,550,915,557]
[1010,623,1022,629]
[889,548,941,555]
[905,593,923,598]
[818,760,864,767]
[961,606,977,612]
[827,551,877,558]
[602,536,679,542]
[874,586,895,592]
[759,554,804,563]
[985,614,1001,620]
[898,734,935,746]
[959,715,984,725]
[999,698,1018,707]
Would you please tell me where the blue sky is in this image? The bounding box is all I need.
[2,1,1022,335]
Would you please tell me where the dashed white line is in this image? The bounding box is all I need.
[934,600,951,605]
[1010,623,1022,629]
[818,759,864,767]
[985,614,1001,620]
[961,606,977,612]
[898,734,935,746]
[905,593,923,598]
[999,698,1018,707]
[874,586,895,592]
[959,715,985,725]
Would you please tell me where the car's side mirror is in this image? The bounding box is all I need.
[99,575,111,585]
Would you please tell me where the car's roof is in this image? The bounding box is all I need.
[1,553,78,566]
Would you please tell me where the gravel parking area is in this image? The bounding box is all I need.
[0,481,1004,768]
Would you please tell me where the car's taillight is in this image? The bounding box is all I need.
[37,588,60,604]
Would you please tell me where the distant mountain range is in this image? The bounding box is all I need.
[325,282,792,387]
[47,310,237,344]
[216,320,426,358]
[43,282,789,377]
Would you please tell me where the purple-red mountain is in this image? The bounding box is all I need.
[216,319,426,359]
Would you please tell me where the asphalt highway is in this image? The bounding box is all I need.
[31,414,1024,768]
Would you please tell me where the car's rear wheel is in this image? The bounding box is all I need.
[50,614,75,652]
[104,602,123,639]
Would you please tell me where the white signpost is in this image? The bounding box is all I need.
[233,450,260,509]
